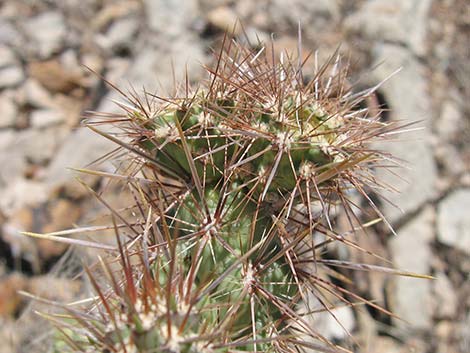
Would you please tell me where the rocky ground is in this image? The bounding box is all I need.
[0,0,469,352]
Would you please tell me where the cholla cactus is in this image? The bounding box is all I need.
[26,37,428,353]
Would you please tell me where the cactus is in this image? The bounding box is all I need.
[24,38,429,353]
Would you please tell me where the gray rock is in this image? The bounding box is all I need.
[435,144,466,176]
[30,109,65,128]
[144,0,199,37]
[59,49,82,74]
[437,99,463,141]
[125,45,173,92]
[22,78,55,109]
[437,189,470,254]
[269,0,340,33]
[459,313,470,353]
[390,206,434,330]
[378,137,437,223]
[299,293,355,344]
[0,94,18,128]
[0,153,26,190]
[344,0,432,56]
[13,126,68,165]
[432,271,457,318]
[0,179,48,217]
[372,44,432,127]
[0,120,69,187]
[22,11,66,58]
[124,38,205,94]
[97,16,139,52]
[0,129,16,151]
[0,129,27,189]
[0,20,23,46]
[45,117,116,191]
[0,45,16,68]
[0,65,24,88]
[321,305,355,341]
[105,57,131,84]
[371,44,436,223]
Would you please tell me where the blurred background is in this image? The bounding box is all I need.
[0,0,468,352]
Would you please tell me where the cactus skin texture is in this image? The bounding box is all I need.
[39,38,423,353]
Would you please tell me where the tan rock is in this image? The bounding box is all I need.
[2,206,40,272]
[28,60,84,94]
[37,199,83,260]
[207,6,240,34]
[3,198,83,271]
[0,273,27,318]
